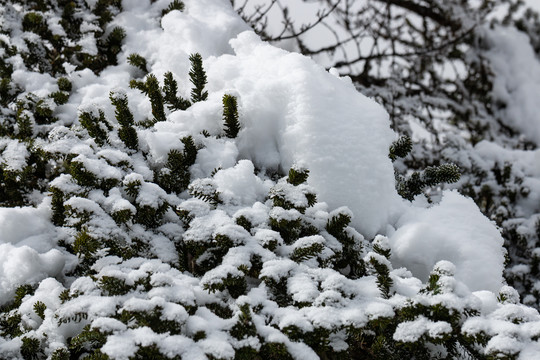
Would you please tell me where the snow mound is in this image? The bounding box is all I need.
[207,31,401,237]
[0,244,64,306]
[0,201,57,251]
[390,190,505,292]
[487,25,540,145]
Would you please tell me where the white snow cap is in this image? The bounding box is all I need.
[0,201,57,251]
[486,25,540,145]
[207,31,401,237]
[390,190,505,292]
[0,244,64,306]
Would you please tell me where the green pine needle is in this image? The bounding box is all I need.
[127,53,148,74]
[162,0,185,17]
[189,53,208,103]
[222,94,240,138]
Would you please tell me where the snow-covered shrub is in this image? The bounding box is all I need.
[233,0,540,309]
[0,0,539,359]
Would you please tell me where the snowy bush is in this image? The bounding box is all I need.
[0,0,539,359]
[233,0,540,310]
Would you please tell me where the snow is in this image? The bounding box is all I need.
[78,33,98,56]
[390,190,505,292]
[0,200,56,249]
[0,0,532,358]
[190,137,239,178]
[10,70,57,97]
[207,31,402,237]
[486,25,540,145]
[365,301,395,320]
[0,244,64,306]
[269,207,302,224]
[101,327,157,359]
[393,316,452,342]
[213,160,271,206]
[473,140,540,217]
[70,8,404,236]
[72,154,124,181]
[254,228,283,248]
[0,139,29,172]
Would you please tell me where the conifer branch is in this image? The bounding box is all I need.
[34,99,57,125]
[368,255,393,299]
[158,136,197,193]
[57,77,72,92]
[15,108,33,140]
[181,135,197,166]
[50,187,65,226]
[291,242,324,262]
[162,0,185,17]
[163,72,191,111]
[397,163,461,201]
[130,74,166,123]
[389,135,412,161]
[103,27,126,65]
[188,179,222,206]
[127,53,148,75]
[222,94,240,138]
[78,109,111,146]
[110,90,138,150]
[287,166,309,186]
[189,53,208,103]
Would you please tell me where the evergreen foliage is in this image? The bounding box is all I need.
[130,74,167,123]
[388,134,462,200]
[101,26,126,67]
[188,178,222,206]
[326,210,365,278]
[287,166,310,186]
[389,136,412,162]
[50,77,72,106]
[20,336,42,360]
[158,135,198,193]
[162,0,185,17]
[189,53,208,103]
[0,1,539,359]
[15,107,33,140]
[397,164,461,201]
[78,108,111,146]
[222,94,240,138]
[110,90,138,150]
[0,145,47,207]
[127,53,148,75]
[57,78,72,92]
[163,71,191,111]
[51,187,66,226]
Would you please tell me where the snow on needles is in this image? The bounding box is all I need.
[209,31,402,237]
[0,0,527,358]
[486,25,540,146]
[72,0,402,237]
